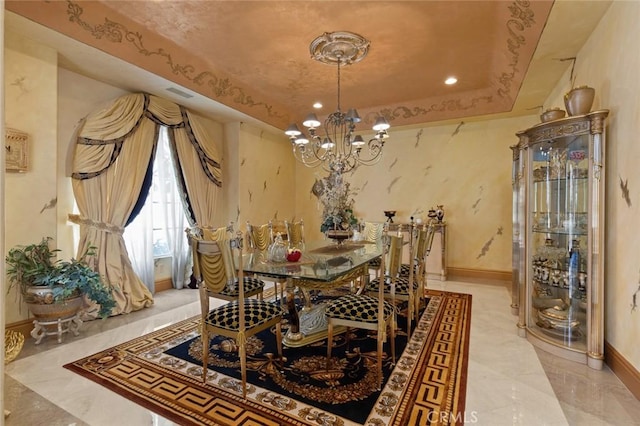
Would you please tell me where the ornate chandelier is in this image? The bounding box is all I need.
[285,31,390,174]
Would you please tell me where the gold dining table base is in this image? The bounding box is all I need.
[283,302,348,347]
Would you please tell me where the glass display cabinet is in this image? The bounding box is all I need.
[513,110,608,369]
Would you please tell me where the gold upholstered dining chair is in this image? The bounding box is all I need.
[193,229,283,399]
[367,223,420,336]
[188,225,266,302]
[246,220,286,305]
[400,220,437,312]
[246,221,274,252]
[361,221,385,278]
[284,218,305,248]
[325,225,396,390]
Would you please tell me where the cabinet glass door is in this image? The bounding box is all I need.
[528,134,589,350]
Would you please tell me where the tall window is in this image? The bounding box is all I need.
[124,127,190,291]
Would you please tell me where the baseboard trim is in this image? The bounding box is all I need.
[604,340,640,400]
[5,318,33,340]
[447,267,511,284]
[155,278,173,293]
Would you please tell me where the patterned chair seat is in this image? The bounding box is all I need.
[368,276,418,295]
[399,263,419,276]
[205,299,283,331]
[325,294,395,322]
[218,277,265,297]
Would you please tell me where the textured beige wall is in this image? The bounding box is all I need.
[542,1,640,371]
[4,33,58,324]
[295,115,538,273]
[229,122,296,235]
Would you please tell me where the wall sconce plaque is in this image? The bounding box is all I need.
[5,128,29,172]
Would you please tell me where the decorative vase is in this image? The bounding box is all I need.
[435,205,445,222]
[267,233,288,263]
[384,210,396,223]
[564,86,595,116]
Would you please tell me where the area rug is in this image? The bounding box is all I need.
[64,289,471,425]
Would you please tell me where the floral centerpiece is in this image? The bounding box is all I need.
[315,171,359,233]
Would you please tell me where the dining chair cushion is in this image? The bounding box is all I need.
[205,299,282,331]
[325,294,395,322]
[399,263,419,276]
[218,277,265,297]
[368,275,418,295]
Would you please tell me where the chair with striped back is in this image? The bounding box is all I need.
[400,219,437,311]
[246,220,286,305]
[246,221,273,252]
[189,225,265,302]
[367,223,420,336]
[325,224,396,390]
[194,229,283,399]
[361,221,385,278]
[284,218,305,248]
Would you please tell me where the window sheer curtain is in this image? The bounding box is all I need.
[69,93,222,318]
[123,127,190,291]
[123,197,155,292]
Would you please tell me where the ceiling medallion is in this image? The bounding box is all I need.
[285,31,389,174]
[309,31,370,65]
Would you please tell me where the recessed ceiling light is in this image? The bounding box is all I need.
[313,102,323,109]
[445,77,458,85]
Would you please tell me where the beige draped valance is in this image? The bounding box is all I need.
[72,93,221,186]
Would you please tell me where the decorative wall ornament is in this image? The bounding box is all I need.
[5,127,29,172]
[619,176,632,207]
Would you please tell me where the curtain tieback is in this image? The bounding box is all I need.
[68,214,124,235]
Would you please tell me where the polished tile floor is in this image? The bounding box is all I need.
[4,280,640,425]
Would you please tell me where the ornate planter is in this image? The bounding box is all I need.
[564,86,595,116]
[25,286,82,320]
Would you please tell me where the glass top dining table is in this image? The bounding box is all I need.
[242,239,382,282]
[241,239,382,347]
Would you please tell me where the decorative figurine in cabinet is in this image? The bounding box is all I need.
[513,110,608,369]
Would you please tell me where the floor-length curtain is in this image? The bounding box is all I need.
[70,115,156,316]
[70,94,156,316]
[69,93,222,316]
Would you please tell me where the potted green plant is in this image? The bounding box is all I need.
[5,237,116,319]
